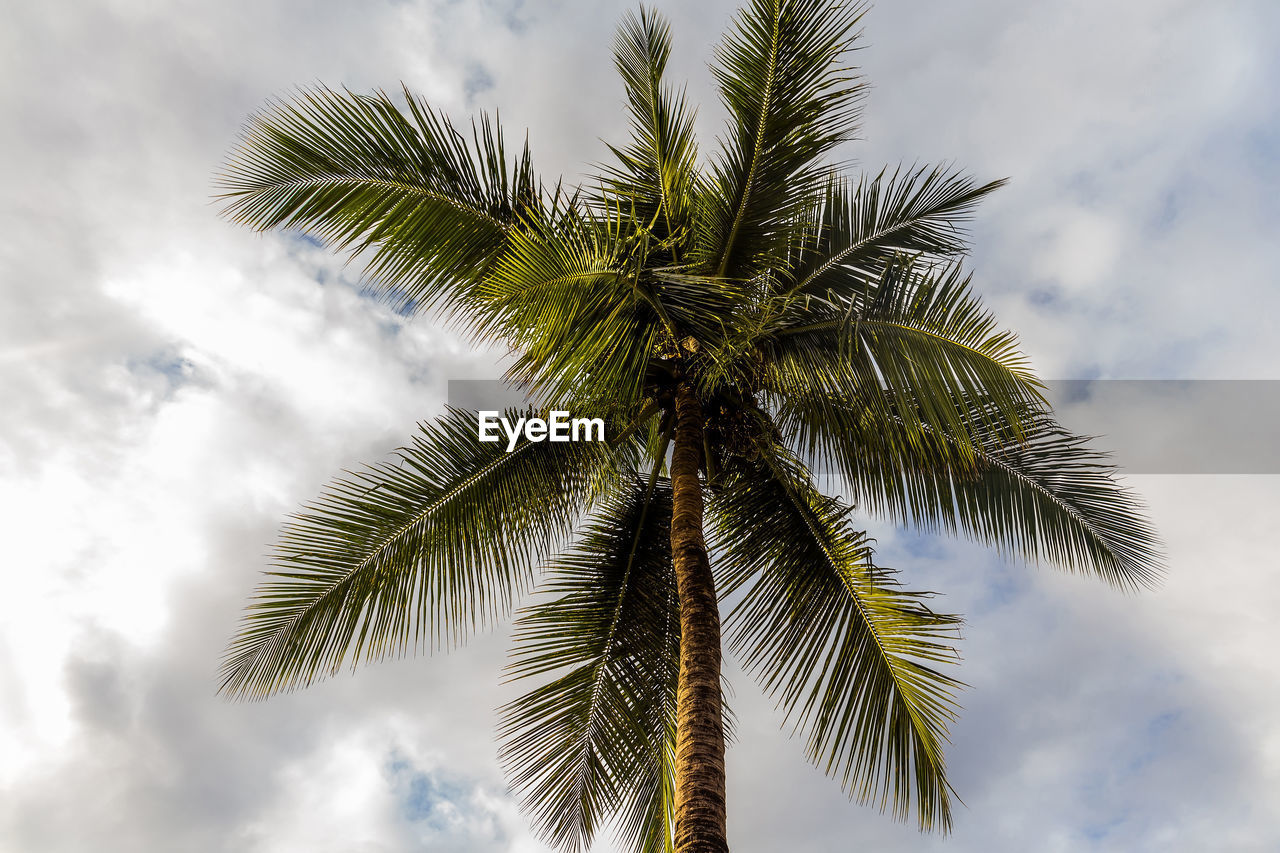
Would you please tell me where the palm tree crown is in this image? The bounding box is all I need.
[216,2,1161,851]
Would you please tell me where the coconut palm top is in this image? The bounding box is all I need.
[215,2,1161,851]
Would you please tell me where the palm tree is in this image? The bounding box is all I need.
[215,2,1161,851]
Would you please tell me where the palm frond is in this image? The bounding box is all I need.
[219,405,646,700]
[783,166,1005,299]
[700,0,868,278]
[217,84,539,315]
[601,5,700,263]
[710,448,962,831]
[477,202,663,409]
[618,714,677,853]
[780,393,1164,589]
[501,476,679,853]
[767,258,1044,452]
[480,201,747,407]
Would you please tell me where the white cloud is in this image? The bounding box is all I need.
[2,0,1279,851]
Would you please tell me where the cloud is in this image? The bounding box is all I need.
[2,0,1279,851]
[854,1,1280,378]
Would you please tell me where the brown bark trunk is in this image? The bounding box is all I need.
[669,382,729,853]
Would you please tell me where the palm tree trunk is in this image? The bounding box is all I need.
[669,381,729,853]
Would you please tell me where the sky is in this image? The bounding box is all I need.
[2,0,1279,850]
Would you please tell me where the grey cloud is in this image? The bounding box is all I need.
[855,1,1280,379]
[3,0,1279,851]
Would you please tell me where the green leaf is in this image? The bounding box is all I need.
[780,392,1164,589]
[767,258,1045,453]
[700,0,868,278]
[783,166,1006,300]
[501,476,679,853]
[219,405,640,700]
[477,203,663,409]
[601,5,700,265]
[216,84,539,316]
[710,448,962,831]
